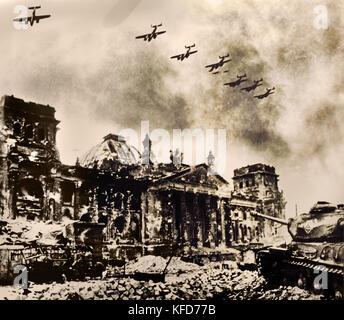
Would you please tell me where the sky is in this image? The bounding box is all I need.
[1,0,344,217]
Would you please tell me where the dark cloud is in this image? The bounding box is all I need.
[87,49,190,131]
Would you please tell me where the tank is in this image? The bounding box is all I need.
[256,201,344,299]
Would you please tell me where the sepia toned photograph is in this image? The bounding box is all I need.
[0,0,343,305]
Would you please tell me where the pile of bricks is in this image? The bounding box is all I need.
[0,265,323,300]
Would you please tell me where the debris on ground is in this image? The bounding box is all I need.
[0,262,324,300]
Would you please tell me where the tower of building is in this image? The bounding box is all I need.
[0,95,60,218]
[232,163,285,219]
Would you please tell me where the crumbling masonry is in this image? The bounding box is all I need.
[0,95,286,258]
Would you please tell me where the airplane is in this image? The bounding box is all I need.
[205,54,232,72]
[170,44,197,61]
[135,23,166,42]
[254,87,275,99]
[13,6,51,26]
[241,78,263,92]
[224,74,248,87]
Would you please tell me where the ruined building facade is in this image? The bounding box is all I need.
[231,164,286,239]
[0,95,285,257]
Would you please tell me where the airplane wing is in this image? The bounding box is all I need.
[36,14,51,21]
[170,54,182,60]
[205,63,217,71]
[13,17,29,23]
[135,34,148,39]
[155,31,166,35]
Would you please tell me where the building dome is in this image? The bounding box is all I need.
[79,134,140,169]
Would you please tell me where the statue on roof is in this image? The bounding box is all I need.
[207,151,217,175]
[142,134,155,165]
[207,151,215,166]
[173,148,181,165]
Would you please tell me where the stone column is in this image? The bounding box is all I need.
[140,192,147,255]
[234,219,239,244]
[8,173,18,220]
[0,157,10,219]
[184,194,193,246]
[39,176,47,221]
[165,192,174,243]
[170,192,179,244]
[92,186,99,219]
[74,184,80,220]
[209,197,217,248]
[180,193,187,244]
[204,195,211,248]
[193,193,203,248]
[54,179,62,222]
[147,191,155,216]
[220,199,226,246]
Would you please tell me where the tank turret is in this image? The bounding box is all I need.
[253,201,344,242]
[288,201,344,242]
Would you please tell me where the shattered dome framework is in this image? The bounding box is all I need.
[79,134,141,169]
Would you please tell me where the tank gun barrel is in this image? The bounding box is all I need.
[251,212,288,225]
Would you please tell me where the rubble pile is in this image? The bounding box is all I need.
[125,255,199,274]
[0,219,67,246]
[0,264,323,300]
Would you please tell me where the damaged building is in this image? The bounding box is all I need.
[0,95,286,259]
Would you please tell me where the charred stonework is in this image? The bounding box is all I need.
[0,95,60,220]
[0,95,286,260]
[232,164,287,239]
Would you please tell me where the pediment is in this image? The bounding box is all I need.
[169,164,228,188]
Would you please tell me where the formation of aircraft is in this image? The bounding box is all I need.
[135,23,276,101]
[224,74,248,87]
[13,6,51,26]
[205,54,231,72]
[254,87,275,99]
[135,23,166,42]
[224,74,275,99]
[241,79,263,92]
[170,44,198,61]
